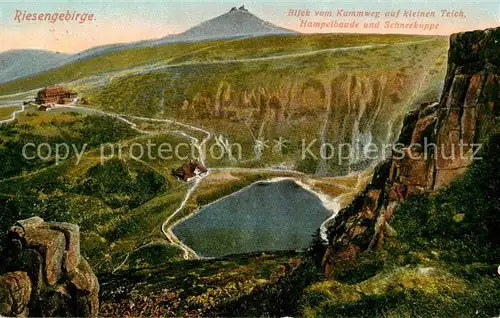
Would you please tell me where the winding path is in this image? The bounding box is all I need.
[0,36,442,269]
[0,100,212,266]
[0,104,25,125]
[49,106,213,262]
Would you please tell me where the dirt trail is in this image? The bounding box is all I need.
[59,106,212,262]
[0,37,440,266]
[0,104,25,125]
[46,37,440,92]
[109,38,439,81]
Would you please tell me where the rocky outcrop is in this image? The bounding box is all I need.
[323,27,500,276]
[0,217,99,317]
[185,69,442,174]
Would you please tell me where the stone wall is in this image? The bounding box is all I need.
[322,27,500,277]
[0,217,99,317]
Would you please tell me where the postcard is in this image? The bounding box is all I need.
[0,0,499,316]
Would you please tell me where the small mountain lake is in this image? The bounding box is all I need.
[172,179,332,258]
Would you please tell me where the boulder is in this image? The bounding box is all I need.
[46,222,81,272]
[0,271,31,316]
[24,228,66,286]
[0,218,99,317]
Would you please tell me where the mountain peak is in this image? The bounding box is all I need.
[172,6,296,42]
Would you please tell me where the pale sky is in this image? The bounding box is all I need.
[0,0,499,53]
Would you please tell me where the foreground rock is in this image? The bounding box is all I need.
[0,217,99,317]
[323,27,500,277]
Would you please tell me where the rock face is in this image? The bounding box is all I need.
[322,27,500,276]
[180,67,445,174]
[0,217,99,317]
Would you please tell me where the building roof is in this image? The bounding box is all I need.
[38,86,76,97]
[173,161,207,181]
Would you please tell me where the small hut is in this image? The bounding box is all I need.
[172,161,208,181]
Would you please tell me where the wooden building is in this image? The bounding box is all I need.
[172,161,208,181]
[35,87,77,105]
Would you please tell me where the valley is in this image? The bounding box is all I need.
[0,102,367,273]
[5,22,497,316]
[0,32,449,268]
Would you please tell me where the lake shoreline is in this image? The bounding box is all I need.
[171,176,342,258]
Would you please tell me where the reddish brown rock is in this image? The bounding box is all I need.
[398,148,429,189]
[68,259,99,317]
[24,228,66,286]
[360,189,381,220]
[389,182,406,202]
[464,74,482,106]
[46,222,81,272]
[323,27,500,278]
[0,271,31,316]
[0,218,99,317]
[321,246,334,279]
[434,167,468,189]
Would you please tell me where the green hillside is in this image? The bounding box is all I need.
[0,109,299,273]
[0,33,471,316]
[0,34,449,176]
[0,33,435,95]
[83,35,448,174]
[0,111,190,272]
[298,134,500,317]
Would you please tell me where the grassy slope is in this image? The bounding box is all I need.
[82,36,448,174]
[0,33,433,95]
[0,106,21,120]
[99,251,302,317]
[0,111,199,272]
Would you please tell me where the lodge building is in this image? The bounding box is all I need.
[35,87,78,105]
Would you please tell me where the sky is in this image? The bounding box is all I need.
[0,0,499,53]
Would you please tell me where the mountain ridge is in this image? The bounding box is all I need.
[0,49,71,84]
[0,7,297,84]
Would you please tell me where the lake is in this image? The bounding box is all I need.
[172,179,332,258]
